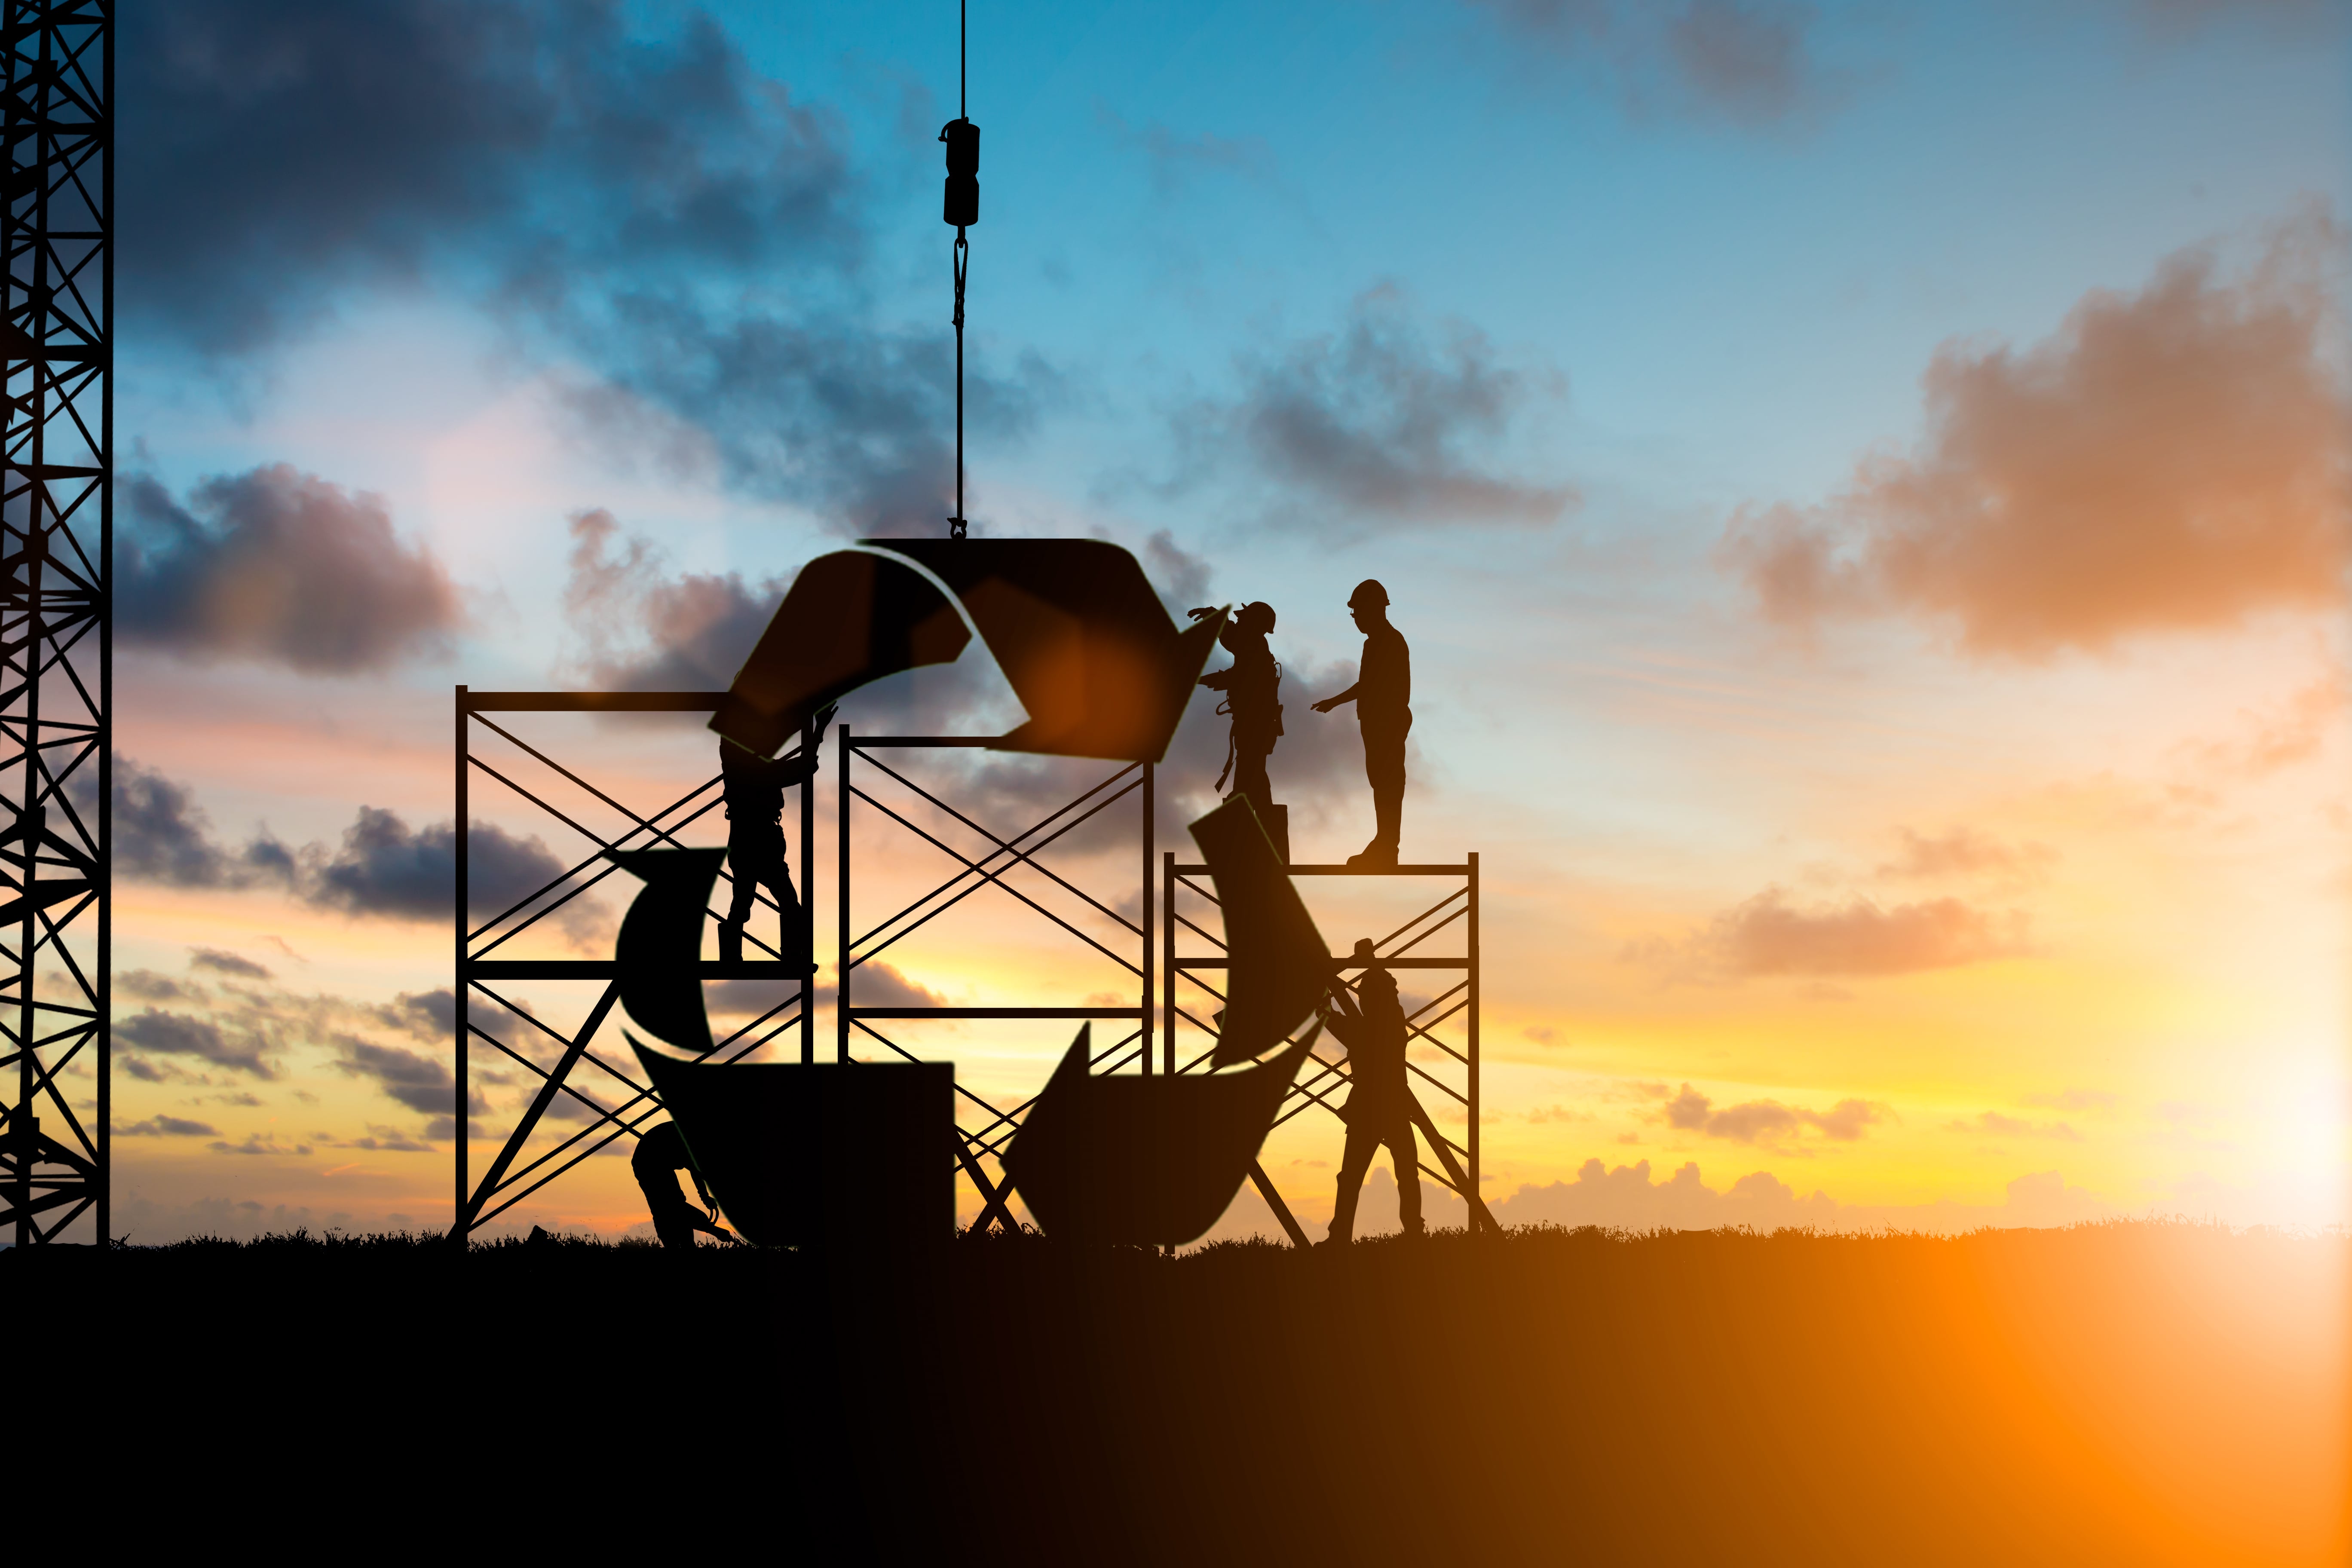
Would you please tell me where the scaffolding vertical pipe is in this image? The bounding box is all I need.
[1162,851,1176,1077]
[836,724,851,1063]
[95,17,111,1242]
[800,714,815,1064]
[1467,850,1480,1228]
[453,687,469,1234]
[1140,764,1153,1076]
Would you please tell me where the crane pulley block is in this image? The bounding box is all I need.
[940,117,980,227]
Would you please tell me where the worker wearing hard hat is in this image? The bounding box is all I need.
[1196,600,1286,853]
[1310,579,1410,870]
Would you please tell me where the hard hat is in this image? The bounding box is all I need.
[1237,601,1276,635]
[1348,579,1389,610]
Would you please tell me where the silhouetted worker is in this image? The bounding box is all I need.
[1323,938,1421,1245]
[718,702,836,967]
[1310,579,1410,869]
[632,1121,734,1249]
[1194,601,1284,837]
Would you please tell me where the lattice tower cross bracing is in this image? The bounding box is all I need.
[1,0,108,1249]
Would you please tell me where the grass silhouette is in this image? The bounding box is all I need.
[29,1219,2342,1564]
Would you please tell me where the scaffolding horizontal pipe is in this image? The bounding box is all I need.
[466,960,810,980]
[1175,956,1466,970]
[848,735,1003,748]
[461,690,726,712]
[1170,862,1471,876]
[846,1006,1142,1020]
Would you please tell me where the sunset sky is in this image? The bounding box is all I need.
[96,0,2347,1243]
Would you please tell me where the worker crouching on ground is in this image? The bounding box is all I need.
[632,1121,736,1249]
[717,701,836,967]
[1195,600,1283,839]
[1322,938,1422,1245]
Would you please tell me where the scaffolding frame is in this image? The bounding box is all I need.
[449,689,817,1237]
[834,728,1154,1235]
[1,1,107,1247]
[1164,853,1487,1243]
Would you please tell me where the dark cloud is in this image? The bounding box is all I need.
[210,1135,316,1157]
[1469,0,1854,129]
[1718,216,2350,658]
[114,1114,222,1138]
[93,756,583,929]
[122,0,857,354]
[1174,288,1573,533]
[1633,887,2030,978]
[95,756,291,890]
[1664,1081,1886,1142]
[189,948,273,980]
[124,1,1050,531]
[116,1008,276,1078]
[120,467,462,674]
[325,1125,438,1154]
[372,989,458,1042]
[307,808,545,921]
[564,303,1055,533]
[119,969,203,1004]
[330,1032,481,1123]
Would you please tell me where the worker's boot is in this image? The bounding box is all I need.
[717,919,745,965]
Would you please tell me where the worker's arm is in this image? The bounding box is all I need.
[1198,665,1235,690]
[1310,680,1360,714]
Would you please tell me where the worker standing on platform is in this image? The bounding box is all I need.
[718,702,836,968]
[1195,600,1284,846]
[1323,938,1423,1245]
[1310,580,1411,869]
[632,1121,736,1249]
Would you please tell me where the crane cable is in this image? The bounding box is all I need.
[942,0,977,539]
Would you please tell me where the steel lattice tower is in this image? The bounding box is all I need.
[1,0,107,1247]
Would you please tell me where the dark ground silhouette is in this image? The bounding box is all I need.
[24,1221,2343,1565]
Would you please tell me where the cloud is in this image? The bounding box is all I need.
[372,989,458,1042]
[101,756,292,889]
[122,0,858,354]
[2125,0,2348,42]
[1664,1081,1888,1142]
[1468,0,1855,130]
[113,1114,222,1138]
[1490,1158,2116,1232]
[210,1135,316,1157]
[119,969,204,1004]
[119,466,462,674]
[1172,288,1574,533]
[303,807,569,923]
[2184,677,2347,776]
[116,1008,276,1078]
[1954,1111,2082,1142]
[2024,1087,2120,1113]
[560,509,786,690]
[1718,214,2351,657]
[330,1032,481,1124]
[189,948,273,980]
[1096,105,1276,194]
[1633,886,2030,977]
[122,2,1054,531]
[86,758,582,929]
[1877,827,2059,885]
